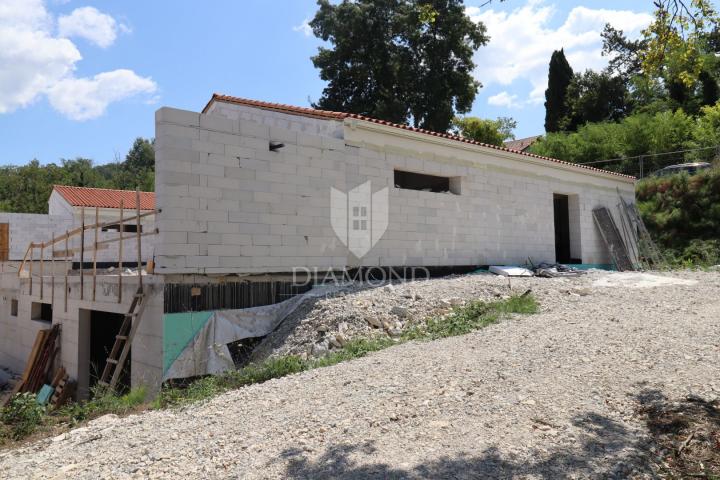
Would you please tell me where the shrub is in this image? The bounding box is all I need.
[636,167,720,263]
[1,393,44,440]
[57,386,147,423]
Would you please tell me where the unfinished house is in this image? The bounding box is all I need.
[0,186,161,400]
[0,94,637,400]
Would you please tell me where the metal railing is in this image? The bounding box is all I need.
[578,146,720,178]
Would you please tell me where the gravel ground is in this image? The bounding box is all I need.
[1,270,719,479]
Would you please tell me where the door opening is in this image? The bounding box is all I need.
[89,311,130,394]
[553,194,572,264]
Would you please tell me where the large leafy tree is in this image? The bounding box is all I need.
[452,116,516,146]
[562,70,630,131]
[310,0,488,132]
[544,49,574,133]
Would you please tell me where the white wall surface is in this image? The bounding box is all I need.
[154,105,635,274]
[0,273,164,398]
[0,213,74,261]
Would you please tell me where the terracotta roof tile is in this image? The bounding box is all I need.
[205,93,635,181]
[504,135,542,152]
[53,185,155,210]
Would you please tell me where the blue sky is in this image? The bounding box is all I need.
[0,0,667,165]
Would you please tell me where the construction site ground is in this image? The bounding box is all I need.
[0,269,719,479]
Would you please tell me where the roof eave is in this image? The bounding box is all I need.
[346,118,636,184]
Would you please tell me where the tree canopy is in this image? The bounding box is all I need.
[0,138,155,214]
[310,0,488,132]
[452,116,516,146]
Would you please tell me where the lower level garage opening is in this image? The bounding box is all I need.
[81,310,131,395]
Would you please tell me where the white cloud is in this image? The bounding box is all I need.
[58,6,125,48]
[0,0,157,119]
[467,0,653,105]
[48,69,157,120]
[293,18,312,37]
[488,91,522,108]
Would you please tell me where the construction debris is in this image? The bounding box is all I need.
[489,266,534,277]
[530,262,587,278]
[592,207,635,271]
[3,324,61,405]
[616,190,665,269]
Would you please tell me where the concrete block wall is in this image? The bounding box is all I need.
[154,105,635,274]
[0,274,165,398]
[0,212,155,265]
[0,213,74,261]
[205,101,345,139]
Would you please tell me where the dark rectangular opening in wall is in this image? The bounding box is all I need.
[102,224,141,233]
[394,170,459,194]
[90,310,130,394]
[31,302,52,323]
[10,298,18,316]
[553,194,572,264]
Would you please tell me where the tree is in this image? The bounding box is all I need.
[310,0,488,132]
[125,138,155,171]
[0,137,156,214]
[601,24,648,79]
[642,0,719,87]
[698,70,720,106]
[562,71,630,131]
[452,116,516,146]
[544,49,574,133]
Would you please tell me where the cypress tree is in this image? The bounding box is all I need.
[544,49,574,133]
[699,70,719,107]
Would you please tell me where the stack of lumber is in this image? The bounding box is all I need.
[48,367,74,409]
[3,325,61,406]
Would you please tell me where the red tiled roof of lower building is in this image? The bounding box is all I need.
[53,185,155,210]
[504,135,542,152]
[204,93,635,180]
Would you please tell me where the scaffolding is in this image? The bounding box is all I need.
[16,190,158,308]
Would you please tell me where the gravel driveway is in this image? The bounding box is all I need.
[1,270,718,479]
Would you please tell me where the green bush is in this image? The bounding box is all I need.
[636,167,720,265]
[1,393,44,440]
[57,386,147,423]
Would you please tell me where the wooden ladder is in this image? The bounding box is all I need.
[98,286,147,391]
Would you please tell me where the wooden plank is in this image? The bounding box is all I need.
[93,206,98,302]
[28,246,33,297]
[80,207,85,301]
[51,233,55,306]
[5,329,47,403]
[136,189,142,289]
[118,200,123,304]
[64,230,68,313]
[0,223,8,261]
[39,243,44,299]
[95,230,157,248]
[17,244,31,278]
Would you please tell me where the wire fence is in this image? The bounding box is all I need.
[577,145,720,179]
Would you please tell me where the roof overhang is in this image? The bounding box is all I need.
[345,117,636,185]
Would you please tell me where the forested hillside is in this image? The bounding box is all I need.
[0,138,154,214]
